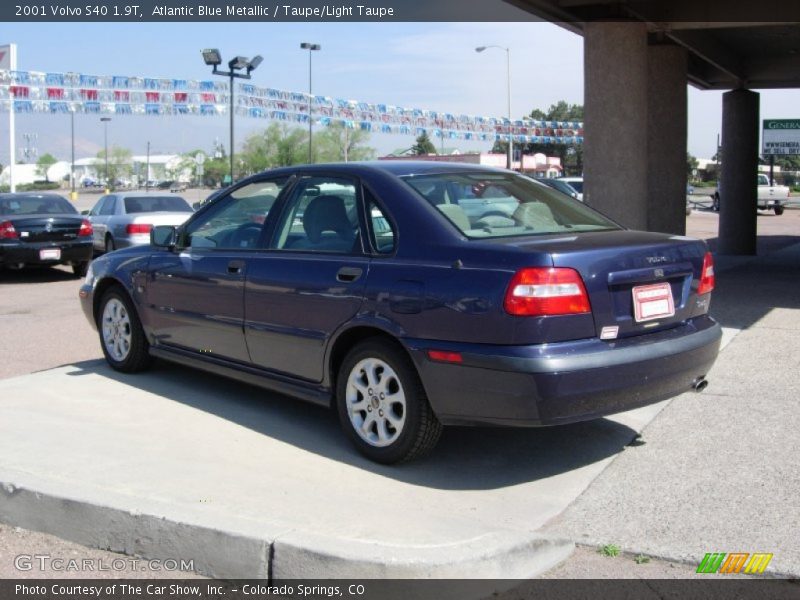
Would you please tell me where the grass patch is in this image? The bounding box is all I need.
[634,554,651,564]
[598,544,621,558]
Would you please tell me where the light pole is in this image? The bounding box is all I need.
[145,141,151,192]
[70,107,76,201]
[100,117,111,190]
[300,42,321,164]
[201,49,263,184]
[476,45,512,170]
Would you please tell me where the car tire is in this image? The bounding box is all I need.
[336,339,442,464]
[105,236,115,253]
[97,287,152,373]
[72,261,89,278]
[774,206,785,216]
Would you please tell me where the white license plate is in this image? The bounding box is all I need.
[39,248,61,261]
[632,282,675,322]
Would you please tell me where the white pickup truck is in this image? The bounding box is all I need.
[712,174,790,215]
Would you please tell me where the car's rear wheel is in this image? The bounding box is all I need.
[105,236,115,253]
[336,339,442,464]
[72,261,89,278]
[774,205,785,216]
[97,287,151,373]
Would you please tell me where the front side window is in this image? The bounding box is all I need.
[273,177,361,254]
[401,172,618,239]
[99,196,117,216]
[183,178,288,249]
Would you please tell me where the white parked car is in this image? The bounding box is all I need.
[86,192,194,253]
[556,176,584,201]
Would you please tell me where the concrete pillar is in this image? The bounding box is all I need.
[647,44,688,235]
[584,21,648,230]
[719,89,759,255]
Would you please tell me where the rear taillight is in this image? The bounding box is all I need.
[698,252,715,295]
[504,267,591,316]
[0,220,18,239]
[125,223,152,235]
[78,219,93,237]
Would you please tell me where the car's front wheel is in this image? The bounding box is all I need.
[774,205,785,216]
[97,287,152,373]
[336,339,442,464]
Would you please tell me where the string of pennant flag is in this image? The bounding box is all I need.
[0,69,584,145]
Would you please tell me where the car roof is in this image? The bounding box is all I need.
[0,192,69,200]
[252,160,513,180]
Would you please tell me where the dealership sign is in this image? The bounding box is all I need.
[763,119,800,156]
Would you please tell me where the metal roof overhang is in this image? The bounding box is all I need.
[506,0,800,90]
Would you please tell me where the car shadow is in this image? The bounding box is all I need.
[64,358,639,491]
[0,265,80,285]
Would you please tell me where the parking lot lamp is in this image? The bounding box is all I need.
[300,42,321,164]
[201,49,262,183]
[476,45,512,170]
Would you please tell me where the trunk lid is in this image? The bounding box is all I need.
[541,230,708,339]
[8,215,85,243]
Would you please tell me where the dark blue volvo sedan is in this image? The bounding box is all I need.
[79,162,721,463]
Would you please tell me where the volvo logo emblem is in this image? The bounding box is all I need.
[654,268,665,278]
[45,222,52,232]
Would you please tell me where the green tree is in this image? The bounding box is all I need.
[238,123,309,175]
[492,101,584,175]
[314,123,375,163]
[411,131,437,155]
[687,152,699,180]
[36,153,58,182]
[95,146,132,190]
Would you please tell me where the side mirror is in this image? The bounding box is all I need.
[151,225,177,248]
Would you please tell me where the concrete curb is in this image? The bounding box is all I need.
[0,476,574,580]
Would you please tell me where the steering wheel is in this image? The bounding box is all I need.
[226,223,263,248]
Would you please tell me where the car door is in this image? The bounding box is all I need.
[244,175,369,382]
[144,178,288,364]
[88,195,114,250]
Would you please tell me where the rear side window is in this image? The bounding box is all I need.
[124,196,193,214]
[365,189,396,254]
[402,172,618,239]
[273,177,361,254]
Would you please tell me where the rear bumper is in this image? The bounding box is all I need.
[407,316,722,427]
[0,240,93,268]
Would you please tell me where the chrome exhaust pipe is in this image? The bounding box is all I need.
[692,377,709,393]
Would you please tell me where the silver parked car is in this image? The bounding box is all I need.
[87,193,194,253]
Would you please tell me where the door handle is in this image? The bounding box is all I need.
[227,260,245,274]
[336,266,363,283]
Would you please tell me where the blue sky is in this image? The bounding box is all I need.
[2,21,799,164]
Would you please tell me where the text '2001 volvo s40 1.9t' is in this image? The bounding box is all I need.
[79,162,721,463]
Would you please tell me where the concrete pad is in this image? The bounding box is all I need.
[0,359,665,579]
[542,244,800,577]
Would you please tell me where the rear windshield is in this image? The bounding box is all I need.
[0,195,77,216]
[563,179,583,193]
[124,196,193,214]
[401,172,618,239]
